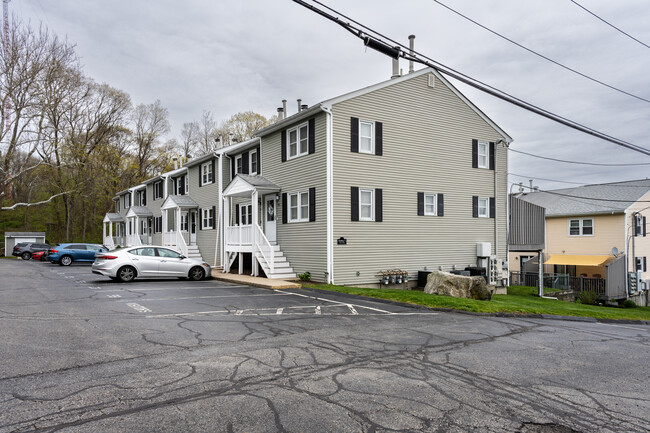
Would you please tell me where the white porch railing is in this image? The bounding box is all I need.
[254,224,274,275]
[176,230,188,257]
[126,234,142,247]
[226,225,253,247]
[162,231,188,256]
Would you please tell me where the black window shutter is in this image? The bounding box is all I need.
[472,196,478,218]
[489,141,495,170]
[472,139,478,168]
[173,178,178,194]
[256,148,261,174]
[375,121,383,156]
[375,188,383,222]
[211,206,216,228]
[211,159,216,183]
[644,256,647,272]
[231,157,235,179]
[489,197,495,218]
[308,118,315,154]
[143,192,146,206]
[199,209,203,230]
[181,177,186,195]
[438,194,444,217]
[198,165,203,187]
[634,216,640,236]
[235,204,240,225]
[644,216,647,237]
[350,117,359,153]
[282,193,287,224]
[351,186,359,221]
[417,192,424,216]
[309,187,316,222]
[281,129,287,162]
[242,151,249,174]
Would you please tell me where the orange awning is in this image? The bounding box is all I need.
[544,255,612,266]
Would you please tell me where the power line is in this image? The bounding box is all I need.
[535,188,650,203]
[508,148,650,166]
[509,173,584,185]
[570,0,650,50]
[291,0,650,157]
[431,0,650,104]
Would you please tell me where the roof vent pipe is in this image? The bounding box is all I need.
[301,104,308,111]
[282,99,287,119]
[297,98,302,112]
[391,57,400,79]
[408,35,415,73]
[277,107,284,119]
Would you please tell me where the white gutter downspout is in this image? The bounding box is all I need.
[218,154,225,270]
[323,105,334,284]
[214,152,221,268]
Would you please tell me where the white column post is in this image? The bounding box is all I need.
[103,222,107,242]
[252,190,259,276]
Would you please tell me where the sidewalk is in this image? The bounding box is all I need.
[211,269,301,290]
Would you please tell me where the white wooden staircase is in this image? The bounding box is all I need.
[185,244,203,260]
[255,245,296,279]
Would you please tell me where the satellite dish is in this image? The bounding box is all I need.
[612,247,619,256]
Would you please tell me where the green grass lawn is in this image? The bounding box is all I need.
[301,283,650,321]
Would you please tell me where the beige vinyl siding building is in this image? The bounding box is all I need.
[328,70,508,286]
[260,112,328,280]
[186,155,220,266]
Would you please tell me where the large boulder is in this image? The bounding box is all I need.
[424,271,492,301]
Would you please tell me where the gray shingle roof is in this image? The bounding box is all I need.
[104,213,124,222]
[127,206,153,217]
[237,174,280,189]
[164,195,199,208]
[516,179,650,216]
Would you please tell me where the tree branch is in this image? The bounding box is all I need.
[1,190,74,210]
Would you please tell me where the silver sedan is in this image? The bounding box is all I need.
[92,246,211,282]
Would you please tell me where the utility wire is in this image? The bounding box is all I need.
[509,173,584,185]
[292,0,650,157]
[570,0,650,50]
[432,0,650,104]
[534,188,650,203]
[508,148,650,166]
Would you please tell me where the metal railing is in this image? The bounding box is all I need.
[510,272,606,296]
[253,223,274,275]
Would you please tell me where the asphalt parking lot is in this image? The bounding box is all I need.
[1,259,649,432]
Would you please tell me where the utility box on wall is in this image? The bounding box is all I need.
[477,242,491,257]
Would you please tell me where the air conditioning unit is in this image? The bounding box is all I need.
[489,256,508,286]
[477,242,491,257]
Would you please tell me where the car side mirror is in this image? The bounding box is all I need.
[179,255,186,260]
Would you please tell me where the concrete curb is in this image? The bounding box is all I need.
[300,287,650,326]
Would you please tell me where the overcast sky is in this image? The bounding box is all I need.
[11,0,650,190]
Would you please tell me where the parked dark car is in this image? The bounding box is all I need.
[48,243,108,266]
[12,242,51,260]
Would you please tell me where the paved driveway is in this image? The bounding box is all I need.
[1,259,648,432]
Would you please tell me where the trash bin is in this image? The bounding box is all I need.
[418,270,431,288]
[464,266,487,283]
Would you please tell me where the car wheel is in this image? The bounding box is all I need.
[60,255,73,266]
[189,266,205,281]
[117,266,136,282]
[21,252,31,260]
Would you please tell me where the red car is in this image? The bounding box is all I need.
[31,250,47,261]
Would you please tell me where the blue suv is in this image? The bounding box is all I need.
[48,243,108,266]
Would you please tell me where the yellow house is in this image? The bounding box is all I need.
[509,179,650,304]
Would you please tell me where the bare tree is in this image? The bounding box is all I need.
[131,100,170,179]
[217,111,276,144]
[179,121,199,158]
[197,110,217,154]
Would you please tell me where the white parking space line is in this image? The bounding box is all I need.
[278,290,394,314]
[347,304,358,315]
[116,293,292,302]
[126,303,152,313]
[107,294,121,298]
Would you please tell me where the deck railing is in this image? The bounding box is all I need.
[226,225,252,247]
[253,224,274,275]
[510,272,606,296]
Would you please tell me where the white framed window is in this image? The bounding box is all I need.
[250,149,258,175]
[359,189,374,221]
[180,213,188,232]
[477,141,488,168]
[239,203,253,225]
[184,175,189,194]
[287,123,309,159]
[140,219,147,235]
[478,197,489,218]
[116,200,120,212]
[359,120,374,154]
[201,162,213,185]
[424,193,437,216]
[289,191,309,222]
[202,208,214,229]
[235,155,243,175]
[569,218,593,236]
[153,181,163,200]
[138,190,146,206]
[123,194,130,209]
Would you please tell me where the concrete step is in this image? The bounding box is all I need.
[266,272,297,280]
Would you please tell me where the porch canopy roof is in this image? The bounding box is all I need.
[545,254,614,267]
[103,213,124,223]
[161,195,199,210]
[223,174,280,198]
[125,206,153,218]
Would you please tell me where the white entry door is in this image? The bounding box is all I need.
[190,211,197,244]
[264,195,277,243]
